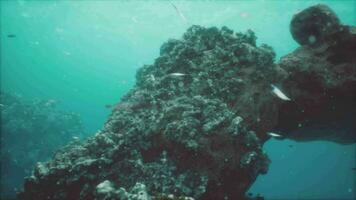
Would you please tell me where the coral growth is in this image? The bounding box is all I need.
[18,4,355,200]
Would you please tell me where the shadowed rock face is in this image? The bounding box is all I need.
[19,4,355,200]
[290,4,341,46]
[275,4,356,144]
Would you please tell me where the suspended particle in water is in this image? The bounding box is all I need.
[308,35,316,44]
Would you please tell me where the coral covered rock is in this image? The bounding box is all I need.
[19,4,355,200]
[19,25,273,200]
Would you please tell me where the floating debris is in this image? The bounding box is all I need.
[240,12,249,18]
[271,84,291,101]
[63,51,71,56]
[131,16,138,23]
[169,1,188,23]
[55,27,64,33]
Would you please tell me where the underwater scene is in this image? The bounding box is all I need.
[1,1,355,200]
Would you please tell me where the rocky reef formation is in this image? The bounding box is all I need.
[0,92,85,199]
[18,4,355,200]
[275,4,356,144]
[19,25,273,200]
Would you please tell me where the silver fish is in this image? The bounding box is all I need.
[271,84,291,101]
[267,132,283,138]
[169,72,187,77]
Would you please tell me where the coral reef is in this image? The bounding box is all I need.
[0,92,85,199]
[18,4,355,200]
[19,25,272,200]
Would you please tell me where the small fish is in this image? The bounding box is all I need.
[169,1,188,23]
[0,104,4,107]
[240,12,249,18]
[72,136,79,140]
[271,84,291,101]
[169,72,187,77]
[288,144,294,148]
[7,34,16,38]
[105,104,114,109]
[267,132,283,138]
[352,167,356,171]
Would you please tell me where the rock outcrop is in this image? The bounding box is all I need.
[275,4,356,144]
[19,4,355,200]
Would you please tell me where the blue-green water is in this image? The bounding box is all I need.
[1,1,355,199]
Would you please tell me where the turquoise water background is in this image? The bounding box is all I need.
[1,0,355,199]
